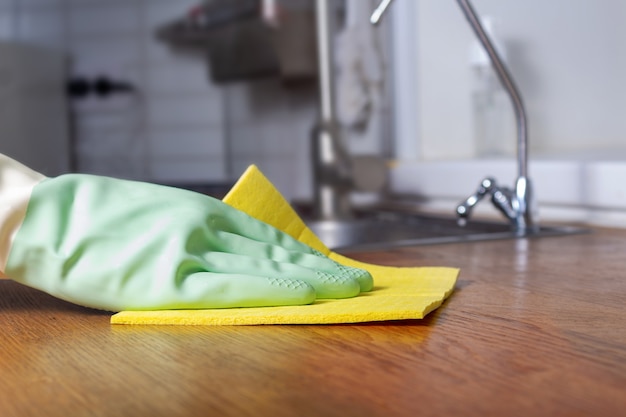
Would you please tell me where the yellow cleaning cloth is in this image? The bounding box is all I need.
[111,166,458,325]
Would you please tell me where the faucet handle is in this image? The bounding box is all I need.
[456,177,496,221]
[457,177,522,228]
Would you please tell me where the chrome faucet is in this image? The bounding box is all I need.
[455,0,536,233]
[372,0,537,233]
[311,0,353,220]
[311,0,387,220]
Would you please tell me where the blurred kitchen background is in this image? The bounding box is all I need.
[1,0,625,226]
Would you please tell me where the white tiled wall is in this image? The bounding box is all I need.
[0,0,390,203]
[1,0,228,184]
[224,80,319,201]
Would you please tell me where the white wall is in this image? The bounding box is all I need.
[0,42,70,175]
[393,0,626,161]
[0,0,227,183]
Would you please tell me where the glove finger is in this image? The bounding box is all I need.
[213,230,373,292]
[148,272,315,310]
[199,252,361,299]
[210,204,313,254]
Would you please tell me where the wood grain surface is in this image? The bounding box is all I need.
[1,228,625,417]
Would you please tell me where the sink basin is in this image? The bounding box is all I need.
[306,210,586,251]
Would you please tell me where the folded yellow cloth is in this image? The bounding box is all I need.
[111,166,458,325]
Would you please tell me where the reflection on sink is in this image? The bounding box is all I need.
[306,210,586,252]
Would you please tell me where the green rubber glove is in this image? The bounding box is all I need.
[4,173,373,311]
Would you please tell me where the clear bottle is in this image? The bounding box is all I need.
[470,17,515,158]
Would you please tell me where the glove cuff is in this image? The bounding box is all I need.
[0,153,46,272]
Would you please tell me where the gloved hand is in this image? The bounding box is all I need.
[0,154,372,311]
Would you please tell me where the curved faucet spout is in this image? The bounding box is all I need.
[456,0,529,180]
[370,0,395,25]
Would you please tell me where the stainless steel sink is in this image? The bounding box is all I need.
[306,210,586,251]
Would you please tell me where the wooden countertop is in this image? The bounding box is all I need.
[1,228,625,417]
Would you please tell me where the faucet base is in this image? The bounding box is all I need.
[314,184,353,221]
[310,122,353,221]
[456,175,537,233]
